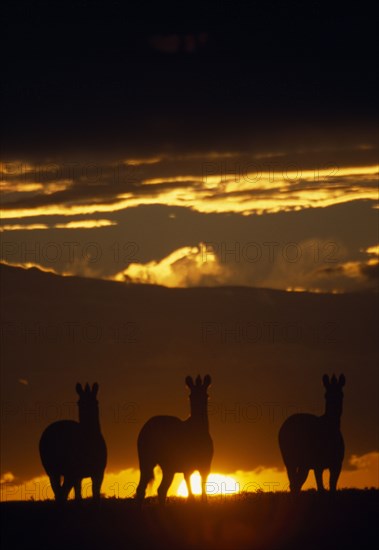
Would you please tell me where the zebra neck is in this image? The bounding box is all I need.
[187,413,209,431]
[322,413,341,430]
[79,419,102,435]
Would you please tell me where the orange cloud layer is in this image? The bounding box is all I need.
[1,156,377,219]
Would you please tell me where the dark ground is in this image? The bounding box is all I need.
[1,490,377,550]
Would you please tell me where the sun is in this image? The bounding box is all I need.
[177,472,240,497]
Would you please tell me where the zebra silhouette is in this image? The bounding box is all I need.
[39,383,107,501]
[136,375,213,504]
[279,374,345,492]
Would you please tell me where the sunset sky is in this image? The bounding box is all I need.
[1,1,378,499]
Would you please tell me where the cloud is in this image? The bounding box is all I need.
[149,32,209,54]
[113,243,229,286]
[0,258,107,281]
[365,245,379,256]
[0,472,15,484]
[1,155,377,219]
[53,219,117,229]
[318,258,379,291]
[112,239,378,292]
[0,224,49,232]
[0,219,117,231]
[360,262,379,282]
[0,259,60,275]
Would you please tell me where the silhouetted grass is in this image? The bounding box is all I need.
[1,489,377,550]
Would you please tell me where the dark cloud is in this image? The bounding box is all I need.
[361,262,379,281]
[320,266,344,275]
[2,2,378,157]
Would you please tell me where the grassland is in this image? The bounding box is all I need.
[1,489,377,550]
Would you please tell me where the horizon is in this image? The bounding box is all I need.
[2,261,378,294]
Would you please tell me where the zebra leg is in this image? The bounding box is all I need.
[286,465,299,493]
[184,472,195,501]
[92,472,104,500]
[158,469,174,506]
[61,477,75,501]
[49,473,62,502]
[200,469,210,502]
[329,463,342,492]
[296,467,309,492]
[73,479,82,500]
[135,466,154,502]
[314,468,325,492]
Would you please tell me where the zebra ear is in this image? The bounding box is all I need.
[76,383,84,396]
[185,376,194,389]
[339,374,346,387]
[322,374,330,388]
[203,374,212,389]
[92,382,99,396]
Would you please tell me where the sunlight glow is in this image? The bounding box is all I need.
[1,452,378,502]
[176,473,239,498]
